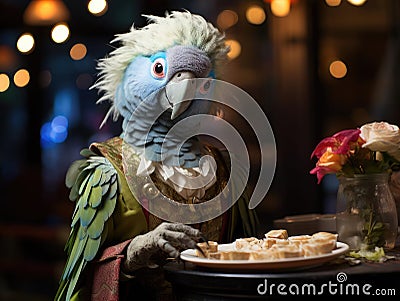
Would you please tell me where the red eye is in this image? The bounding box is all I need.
[151,58,166,79]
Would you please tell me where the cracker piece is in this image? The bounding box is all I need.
[265,229,288,239]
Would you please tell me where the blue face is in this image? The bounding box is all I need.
[122,52,169,101]
[114,52,169,120]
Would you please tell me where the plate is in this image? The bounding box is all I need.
[180,242,349,271]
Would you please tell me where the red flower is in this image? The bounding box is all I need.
[310,129,364,183]
[310,166,334,184]
[311,129,362,159]
[310,149,346,184]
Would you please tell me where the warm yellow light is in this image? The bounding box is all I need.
[347,0,367,6]
[70,43,87,60]
[246,5,266,25]
[51,23,70,43]
[329,60,347,78]
[17,33,35,54]
[325,0,341,6]
[0,74,10,92]
[217,10,238,30]
[270,0,291,17]
[88,0,108,16]
[14,69,30,87]
[225,39,241,60]
[23,0,70,26]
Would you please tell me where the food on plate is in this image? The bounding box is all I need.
[264,229,288,239]
[235,237,263,251]
[195,241,218,257]
[249,249,279,260]
[270,244,304,258]
[287,235,312,247]
[194,230,338,261]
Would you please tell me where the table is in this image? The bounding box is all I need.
[164,247,400,300]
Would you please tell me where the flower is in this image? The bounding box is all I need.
[360,121,400,161]
[310,121,400,183]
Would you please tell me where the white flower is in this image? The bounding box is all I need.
[360,121,400,161]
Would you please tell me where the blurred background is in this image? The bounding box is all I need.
[0,0,399,299]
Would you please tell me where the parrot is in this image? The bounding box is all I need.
[55,11,258,301]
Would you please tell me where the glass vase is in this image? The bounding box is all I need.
[336,173,398,251]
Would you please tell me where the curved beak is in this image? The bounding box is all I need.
[159,71,196,120]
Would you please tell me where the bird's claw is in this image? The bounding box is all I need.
[195,244,207,258]
[199,234,210,247]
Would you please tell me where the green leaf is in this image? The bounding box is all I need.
[349,246,386,262]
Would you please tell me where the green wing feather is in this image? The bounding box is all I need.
[55,151,118,301]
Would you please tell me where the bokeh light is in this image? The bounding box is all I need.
[329,60,347,78]
[225,39,241,60]
[17,33,35,53]
[0,73,10,92]
[270,0,291,17]
[51,23,70,43]
[347,0,367,6]
[41,115,69,147]
[70,43,87,60]
[246,5,266,25]
[325,0,342,6]
[88,0,108,16]
[14,69,30,87]
[217,10,238,30]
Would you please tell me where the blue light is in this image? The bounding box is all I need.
[54,88,80,126]
[51,115,68,129]
[40,122,53,148]
[50,127,68,143]
[40,115,69,147]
